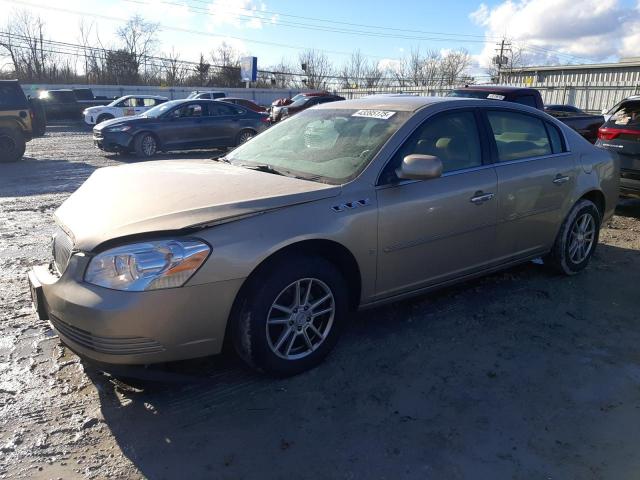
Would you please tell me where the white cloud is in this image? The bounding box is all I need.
[207,0,273,29]
[469,0,640,67]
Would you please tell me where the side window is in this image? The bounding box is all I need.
[171,103,203,118]
[545,123,565,154]
[209,103,239,116]
[143,98,157,107]
[513,95,538,108]
[487,111,552,162]
[381,111,482,183]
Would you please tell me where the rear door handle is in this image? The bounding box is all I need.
[553,175,570,185]
[470,192,495,205]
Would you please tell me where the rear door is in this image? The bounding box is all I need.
[484,108,579,262]
[203,103,243,147]
[376,109,498,298]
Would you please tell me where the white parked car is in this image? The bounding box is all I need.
[83,95,168,125]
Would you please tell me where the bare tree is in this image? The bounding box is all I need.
[439,49,472,86]
[161,47,186,86]
[299,49,333,90]
[1,9,50,81]
[210,42,242,87]
[116,15,159,83]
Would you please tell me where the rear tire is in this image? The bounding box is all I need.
[547,199,601,275]
[133,133,158,158]
[232,254,348,376]
[0,127,26,163]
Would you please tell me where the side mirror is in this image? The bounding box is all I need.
[396,154,443,181]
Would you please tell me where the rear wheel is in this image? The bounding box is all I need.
[547,199,601,275]
[232,254,348,376]
[134,133,158,158]
[236,129,256,146]
[0,127,26,163]
[96,114,114,124]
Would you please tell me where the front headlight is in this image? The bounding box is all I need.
[85,239,210,291]
[106,125,132,132]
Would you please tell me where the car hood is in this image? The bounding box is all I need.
[55,159,340,251]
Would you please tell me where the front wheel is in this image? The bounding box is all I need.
[96,114,114,124]
[133,133,158,158]
[232,255,348,376]
[236,129,256,146]
[0,127,26,163]
[547,199,601,275]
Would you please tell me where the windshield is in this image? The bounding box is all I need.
[226,108,409,184]
[108,96,128,107]
[141,100,183,118]
[289,97,313,108]
[187,92,199,99]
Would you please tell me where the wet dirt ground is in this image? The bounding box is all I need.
[1,123,640,480]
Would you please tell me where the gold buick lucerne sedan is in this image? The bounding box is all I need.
[28,96,619,376]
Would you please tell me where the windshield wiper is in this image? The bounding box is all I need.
[242,164,286,176]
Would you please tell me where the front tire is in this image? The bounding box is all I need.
[133,133,158,158]
[232,255,348,376]
[0,127,26,163]
[96,114,114,124]
[236,129,256,146]
[547,199,601,275]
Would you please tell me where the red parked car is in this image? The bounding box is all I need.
[219,97,267,113]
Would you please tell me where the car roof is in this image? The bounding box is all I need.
[219,97,255,102]
[454,85,540,94]
[119,94,168,100]
[314,95,455,112]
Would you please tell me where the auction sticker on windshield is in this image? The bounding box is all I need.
[352,110,396,120]
[487,94,506,100]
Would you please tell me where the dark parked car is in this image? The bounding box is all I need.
[39,88,114,120]
[271,94,344,122]
[448,86,604,143]
[28,97,47,137]
[270,91,331,108]
[545,104,584,114]
[596,98,640,198]
[0,79,33,162]
[93,99,270,158]
[219,97,266,113]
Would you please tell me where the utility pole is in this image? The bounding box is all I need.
[493,39,511,83]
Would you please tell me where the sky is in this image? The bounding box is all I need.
[1,0,640,77]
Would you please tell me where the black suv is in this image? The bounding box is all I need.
[0,80,33,162]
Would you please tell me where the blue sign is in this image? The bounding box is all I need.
[240,56,258,82]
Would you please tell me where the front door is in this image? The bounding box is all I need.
[484,109,580,262]
[376,110,498,299]
[161,102,205,148]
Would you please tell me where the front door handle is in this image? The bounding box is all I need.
[470,191,495,205]
[553,174,570,185]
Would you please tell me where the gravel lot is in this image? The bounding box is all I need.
[1,122,640,480]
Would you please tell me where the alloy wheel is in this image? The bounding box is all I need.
[568,212,596,264]
[142,135,157,156]
[238,131,254,144]
[266,278,335,360]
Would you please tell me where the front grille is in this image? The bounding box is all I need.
[50,315,165,356]
[52,227,73,275]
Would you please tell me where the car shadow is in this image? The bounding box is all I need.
[615,197,640,219]
[86,242,640,479]
[0,157,98,197]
